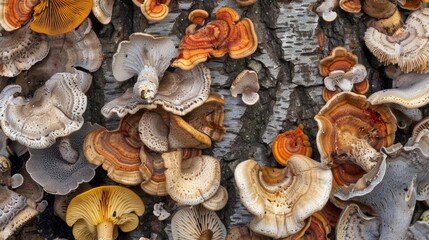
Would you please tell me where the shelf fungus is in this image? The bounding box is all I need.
[0,0,39,31]
[202,185,228,211]
[103,64,211,118]
[0,24,49,77]
[162,148,221,205]
[339,0,361,13]
[84,111,145,186]
[171,205,227,240]
[112,33,176,103]
[18,19,103,87]
[315,0,339,22]
[362,0,397,19]
[334,130,429,240]
[272,124,312,166]
[168,114,212,149]
[315,92,396,191]
[66,186,145,240]
[234,155,332,239]
[364,8,429,73]
[319,47,368,101]
[0,72,87,149]
[188,9,209,26]
[0,186,41,240]
[368,76,429,108]
[172,7,258,70]
[133,0,171,22]
[30,0,93,35]
[230,70,260,105]
[26,123,100,195]
[368,8,403,35]
[92,0,115,24]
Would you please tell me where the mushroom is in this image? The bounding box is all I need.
[315,92,396,190]
[301,212,331,240]
[102,64,211,118]
[14,168,44,203]
[139,147,168,196]
[272,124,312,166]
[26,123,100,195]
[0,0,39,31]
[30,0,93,35]
[362,0,397,19]
[66,185,145,240]
[168,114,212,149]
[188,9,209,26]
[334,130,429,239]
[234,155,332,238]
[140,0,171,22]
[139,111,169,152]
[319,47,358,77]
[0,72,87,149]
[323,64,367,92]
[162,149,221,205]
[399,0,421,11]
[17,19,103,87]
[230,70,260,105]
[336,204,379,240]
[315,0,339,22]
[112,33,176,102]
[153,202,170,221]
[54,183,92,221]
[368,76,429,108]
[226,225,271,240]
[92,0,115,24]
[0,24,49,77]
[413,116,429,138]
[84,111,145,186]
[171,205,227,240]
[339,0,361,13]
[202,185,229,211]
[368,8,403,35]
[172,7,258,70]
[236,0,258,6]
[0,186,40,240]
[364,9,429,73]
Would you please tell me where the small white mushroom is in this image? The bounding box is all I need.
[153,202,170,221]
[324,64,367,92]
[315,0,339,22]
[230,70,260,105]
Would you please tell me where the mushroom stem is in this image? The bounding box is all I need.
[134,66,159,102]
[58,137,79,164]
[199,229,213,240]
[97,221,114,240]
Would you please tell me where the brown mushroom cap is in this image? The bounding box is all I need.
[84,112,145,185]
[234,155,332,239]
[139,147,168,196]
[0,72,87,149]
[0,24,49,77]
[362,0,396,19]
[171,205,227,240]
[162,149,221,205]
[30,0,93,35]
[66,186,145,240]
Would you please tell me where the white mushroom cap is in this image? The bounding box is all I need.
[139,111,169,152]
[202,185,228,211]
[171,205,227,240]
[315,0,339,22]
[162,149,221,205]
[230,70,260,105]
[92,0,115,24]
[0,72,87,149]
[234,155,332,239]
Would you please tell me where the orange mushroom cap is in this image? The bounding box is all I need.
[319,47,358,77]
[339,0,362,13]
[301,212,331,240]
[141,0,171,21]
[399,0,421,10]
[0,0,39,31]
[320,200,342,227]
[188,9,209,26]
[315,92,396,188]
[30,0,93,35]
[272,124,312,166]
[83,111,145,185]
[172,7,258,70]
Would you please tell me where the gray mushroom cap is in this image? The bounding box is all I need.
[26,123,100,195]
[335,129,429,240]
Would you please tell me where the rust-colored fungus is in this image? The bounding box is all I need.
[272,124,312,166]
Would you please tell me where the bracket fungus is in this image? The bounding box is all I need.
[171,205,227,240]
[188,9,209,26]
[92,0,115,24]
[0,0,39,31]
[140,0,171,22]
[30,0,93,35]
[315,0,339,22]
[234,155,332,239]
[364,8,429,73]
[139,111,169,152]
[162,149,221,205]
[84,111,145,186]
[272,124,312,166]
[26,123,100,195]
[202,185,228,211]
[0,24,49,77]
[315,92,396,189]
[230,70,260,105]
[172,7,258,70]
[0,72,87,149]
[0,186,40,240]
[168,114,212,149]
[362,0,397,19]
[339,0,361,13]
[112,33,176,102]
[103,64,211,118]
[66,185,145,240]
[335,130,429,240]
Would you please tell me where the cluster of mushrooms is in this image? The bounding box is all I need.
[1,0,429,240]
